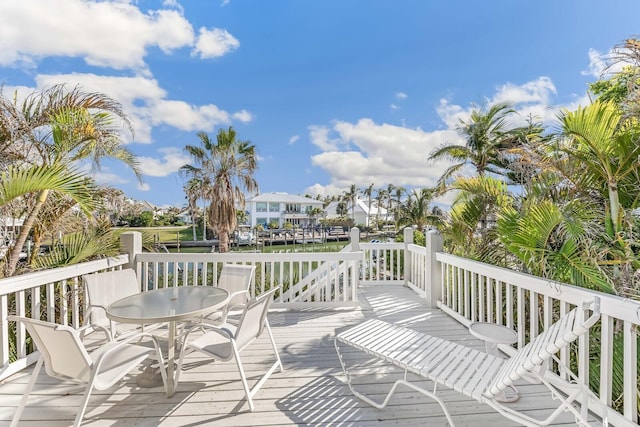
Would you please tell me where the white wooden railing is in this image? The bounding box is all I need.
[1,229,638,425]
[0,255,129,381]
[434,252,640,426]
[134,251,361,308]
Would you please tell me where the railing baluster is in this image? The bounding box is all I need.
[623,320,638,421]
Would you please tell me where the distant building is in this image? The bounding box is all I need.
[176,210,193,225]
[324,198,389,227]
[246,193,324,228]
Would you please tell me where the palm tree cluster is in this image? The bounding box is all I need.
[430,40,640,301]
[0,84,141,277]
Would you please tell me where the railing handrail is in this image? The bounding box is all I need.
[0,255,129,295]
[436,252,640,324]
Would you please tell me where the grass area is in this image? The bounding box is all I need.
[124,226,196,243]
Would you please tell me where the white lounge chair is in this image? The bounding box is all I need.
[9,315,154,427]
[82,268,147,340]
[177,287,283,411]
[335,298,604,427]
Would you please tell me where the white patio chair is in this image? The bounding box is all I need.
[335,298,606,427]
[204,264,255,324]
[9,315,156,427]
[82,268,157,340]
[177,287,282,411]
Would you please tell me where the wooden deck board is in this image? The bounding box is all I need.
[0,285,591,426]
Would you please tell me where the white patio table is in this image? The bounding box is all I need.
[106,286,229,397]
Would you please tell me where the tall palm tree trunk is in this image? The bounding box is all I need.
[5,189,49,276]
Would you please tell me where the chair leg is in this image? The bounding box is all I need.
[265,320,283,373]
[232,342,255,411]
[73,382,95,427]
[334,339,455,425]
[10,356,43,427]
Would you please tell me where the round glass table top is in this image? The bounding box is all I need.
[106,286,229,324]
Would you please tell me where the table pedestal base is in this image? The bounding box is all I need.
[136,363,164,388]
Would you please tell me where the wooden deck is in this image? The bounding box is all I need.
[0,285,591,426]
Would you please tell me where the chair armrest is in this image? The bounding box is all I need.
[78,323,112,341]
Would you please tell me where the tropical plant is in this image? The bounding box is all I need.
[397,188,439,232]
[428,102,520,188]
[497,198,613,292]
[0,85,139,276]
[557,100,640,296]
[440,175,512,262]
[181,127,258,252]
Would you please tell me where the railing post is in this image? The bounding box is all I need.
[350,227,360,251]
[121,231,142,270]
[425,230,443,308]
[403,227,413,287]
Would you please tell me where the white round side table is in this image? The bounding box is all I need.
[468,322,517,356]
[468,322,519,403]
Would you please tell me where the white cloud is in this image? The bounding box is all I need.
[151,100,230,131]
[289,135,300,145]
[137,182,151,191]
[582,47,631,78]
[306,76,586,199]
[307,119,457,194]
[90,169,130,185]
[192,27,240,59]
[33,73,251,142]
[309,125,344,151]
[0,0,198,72]
[138,147,192,177]
[390,104,400,110]
[491,77,556,106]
[232,109,253,122]
[438,77,568,130]
[395,92,407,99]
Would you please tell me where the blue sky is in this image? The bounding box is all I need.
[1,0,639,208]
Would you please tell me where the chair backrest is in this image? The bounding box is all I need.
[485,297,601,398]
[233,287,278,351]
[9,316,92,383]
[217,264,255,307]
[83,269,140,325]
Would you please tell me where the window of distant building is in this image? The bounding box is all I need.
[286,203,301,213]
[269,202,279,212]
[256,202,267,212]
[257,217,268,226]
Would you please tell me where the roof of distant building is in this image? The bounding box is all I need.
[249,192,323,205]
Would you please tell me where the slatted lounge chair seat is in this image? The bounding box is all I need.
[335,298,604,427]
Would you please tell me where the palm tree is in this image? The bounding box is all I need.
[361,183,375,228]
[385,184,395,225]
[184,178,202,241]
[182,127,258,253]
[397,188,437,232]
[0,85,139,276]
[343,184,358,224]
[392,185,406,228]
[336,201,348,217]
[375,187,387,226]
[428,102,518,188]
